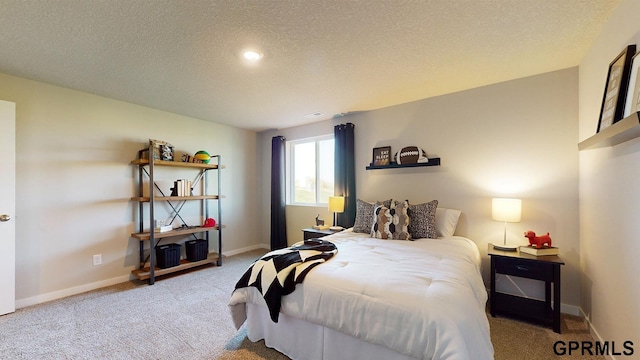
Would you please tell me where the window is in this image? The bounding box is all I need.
[287,135,334,205]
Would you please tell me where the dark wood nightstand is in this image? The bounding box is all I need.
[302,228,341,240]
[488,245,565,333]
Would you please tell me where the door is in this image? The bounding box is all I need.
[0,100,16,315]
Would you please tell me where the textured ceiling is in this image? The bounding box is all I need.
[0,0,619,131]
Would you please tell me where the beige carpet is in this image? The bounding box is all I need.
[0,249,601,359]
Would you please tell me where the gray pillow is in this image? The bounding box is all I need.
[353,199,375,233]
[409,200,438,239]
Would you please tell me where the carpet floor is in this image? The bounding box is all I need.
[0,249,601,359]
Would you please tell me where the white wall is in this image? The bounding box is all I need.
[259,67,580,310]
[578,0,640,349]
[0,73,259,306]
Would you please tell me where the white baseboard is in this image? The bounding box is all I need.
[561,303,581,316]
[485,288,581,316]
[222,243,269,257]
[16,245,271,310]
[16,274,131,309]
[579,308,618,360]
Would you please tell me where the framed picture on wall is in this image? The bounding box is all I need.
[597,44,636,133]
[372,146,391,166]
[623,51,640,118]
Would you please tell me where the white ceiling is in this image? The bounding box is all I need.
[0,0,619,131]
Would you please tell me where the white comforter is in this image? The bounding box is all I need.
[229,230,493,360]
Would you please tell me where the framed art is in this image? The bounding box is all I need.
[372,146,391,166]
[148,139,174,161]
[160,144,174,161]
[597,44,636,133]
[624,51,640,118]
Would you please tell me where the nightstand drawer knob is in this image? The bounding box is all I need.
[516,266,529,271]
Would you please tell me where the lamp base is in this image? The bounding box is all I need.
[492,243,518,251]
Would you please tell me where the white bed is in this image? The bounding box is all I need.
[229,228,494,360]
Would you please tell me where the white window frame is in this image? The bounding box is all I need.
[286,134,334,206]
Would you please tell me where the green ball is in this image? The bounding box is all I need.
[194,150,210,163]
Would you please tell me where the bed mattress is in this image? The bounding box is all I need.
[229,229,493,359]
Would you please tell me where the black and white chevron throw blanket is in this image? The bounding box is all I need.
[233,239,337,322]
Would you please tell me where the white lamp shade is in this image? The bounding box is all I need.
[328,196,345,213]
[492,198,521,223]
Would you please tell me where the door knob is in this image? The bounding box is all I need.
[0,214,11,222]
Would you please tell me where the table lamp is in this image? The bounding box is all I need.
[328,196,345,231]
[492,198,521,251]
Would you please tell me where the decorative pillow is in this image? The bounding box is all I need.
[435,208,461,237]
[382,199,399,209]
[391,200,412,240]
[371,201,412,240]
[408,200,438,239]
[371,205,393,239]
[353,199,375,233]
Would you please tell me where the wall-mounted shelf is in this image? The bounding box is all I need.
[578,112,640,150]
[365,158,440,170]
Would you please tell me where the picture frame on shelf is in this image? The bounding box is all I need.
[372,146,391,166]
[624,51,640,118]
[160,144,174,161]
[148,139,174,161]
[597,44,636,133]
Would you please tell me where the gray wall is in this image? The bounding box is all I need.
[578,0,640,346]
[0,73,259,307]
[258,67,581,312]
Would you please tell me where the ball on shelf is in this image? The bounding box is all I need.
[395,146,429,164]
[194,150,211,164]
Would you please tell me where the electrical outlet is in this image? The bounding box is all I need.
[93,254,102,266]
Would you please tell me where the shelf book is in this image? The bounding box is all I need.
[519,246,559,256]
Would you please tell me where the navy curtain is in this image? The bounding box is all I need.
[334,123,356,228]
[270,136,288,250]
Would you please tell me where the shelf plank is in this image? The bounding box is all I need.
[130,159,219,169]
[493,292,554,326]
[131,253,219,280]
[366,158,440,170]
[131,226,219,241]
[578,112,640,150]
[131,195,219,202]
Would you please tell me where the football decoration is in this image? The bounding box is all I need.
[194,150,211,164]
[395,146,429,164]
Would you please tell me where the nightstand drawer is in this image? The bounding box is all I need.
[494,257,552,281]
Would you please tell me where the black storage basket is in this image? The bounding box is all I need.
[185,239,208,262]
[155,243,181,268]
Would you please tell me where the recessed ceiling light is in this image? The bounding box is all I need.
[243,50,263,61]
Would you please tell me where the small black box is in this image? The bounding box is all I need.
[185,239,208,262]
[155,243,181,268]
